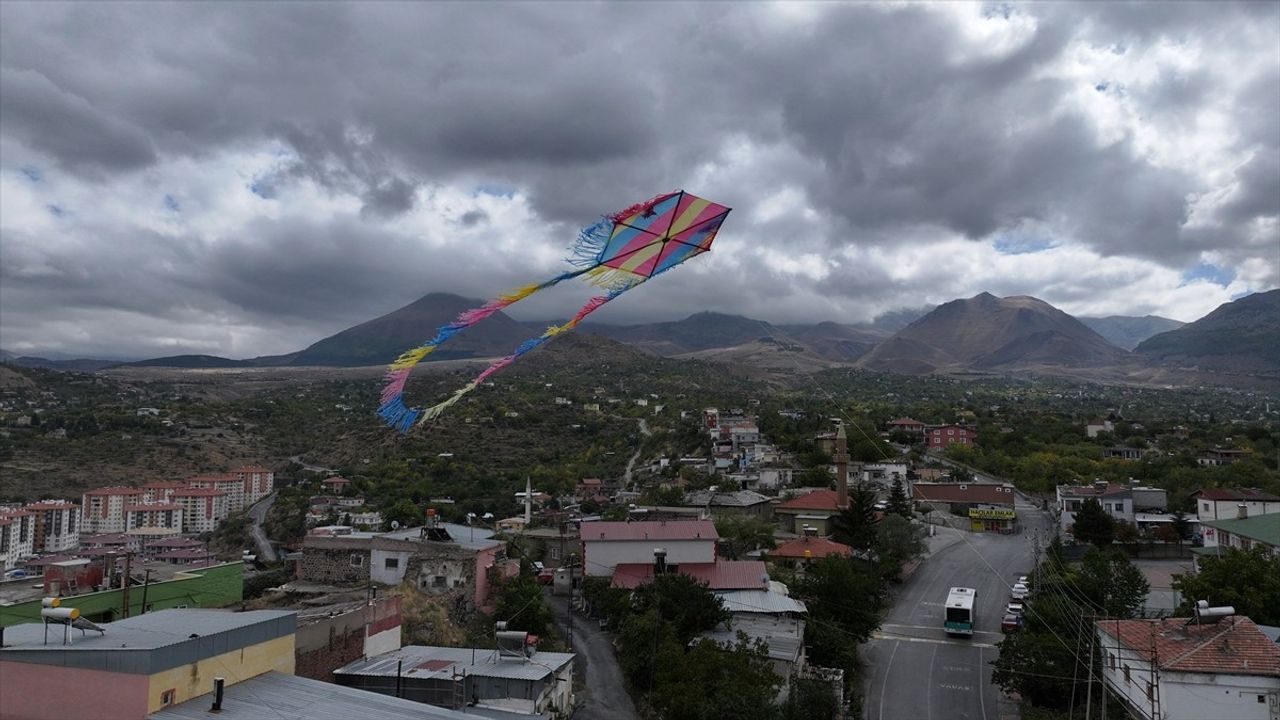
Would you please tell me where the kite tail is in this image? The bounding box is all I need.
[417,280,644,424]
[376,268,584,433]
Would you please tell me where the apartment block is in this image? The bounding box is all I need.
[81,487,146,535]
[171,488,229,534]
[24,500,79,552]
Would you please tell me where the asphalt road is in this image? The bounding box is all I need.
[247,491,278,562]
[862,501,1054,720]
[547,591,639,720]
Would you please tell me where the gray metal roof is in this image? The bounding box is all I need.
[685,490,772,507]
[378,524,501,551]
[335,645,574,682]
[147,671,475,720]
[715,589,807,615]
[0,609,295,652]
[699,614,805,664]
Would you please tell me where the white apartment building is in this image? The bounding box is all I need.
[81,487,146,534]
[231,466,275,506]
[186,474,246,513]
[0,508,36,571]
[1190,488,1280,522]
[124,501,184,533]
[1095,616,1280,720]
[141,480,189,503]
[171,488,230,534]
[24,500,80,552]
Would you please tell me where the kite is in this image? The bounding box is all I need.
[378,189,732,432]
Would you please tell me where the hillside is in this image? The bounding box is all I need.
[583,312,779,355]
[1079,315,1185,350]
[286,292,530,367]
[856,293,1130,374]
[774,322,888,362]
[122,354,254,369]
[1135,290,1280,374]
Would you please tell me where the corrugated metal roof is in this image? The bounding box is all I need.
[334,645,574,682]
[699,614,805,664]
[0,609,295,652]
[148,671,473,720]
[583,520,718,542]
[715,589,807,615]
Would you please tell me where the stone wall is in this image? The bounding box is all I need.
[300,540,371,585]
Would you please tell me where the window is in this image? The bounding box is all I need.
[350,554,364,567]
[1145,682,1154,701]
[549,546,562,561]
[161,689,176,706]
[1108,653,1115,669]
[1122,665,1130,683]
[433,575,447,588]
[384,557,399,570]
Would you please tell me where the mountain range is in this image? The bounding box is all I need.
[4,290,1278,384]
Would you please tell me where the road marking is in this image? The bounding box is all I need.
[978,646,989,720]
[878,640,900,720]
[927,644,938,720]
[873,631,997,649]
[883,623,1003,639]
[939,683,973,691]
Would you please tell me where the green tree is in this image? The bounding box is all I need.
[492,575,555,639]
[1169,510,1191,548]
[1076,548,1150,618]
[1071,498,1114,547]
[791,556,884,674]
[781,676,842,720]
[831,482,879,551]
[630,573,730,644]
[715,515,778,560]
[1172,547,1280,625]
[887,477,912,518]
[874,514,926,581]
[382,498,422,529]
[650,635,783,720]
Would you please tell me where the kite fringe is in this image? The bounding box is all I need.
[568,219,612,268]
[584,265,643,292]
[606,190,679,222]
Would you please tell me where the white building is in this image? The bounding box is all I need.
[23,500,79,552]
[171,487,230,534]
[1085,419,1114,438]
[1190,488,1280,522]
[231,465,275,507]
[186,473,246,513]
[1056,482,1168,535]
[80,486,146,534]
[0,508,36,571]
[581,520,717,577]
[124,501,184,533]
[141,480,189,503]
[1095,616,1280,720]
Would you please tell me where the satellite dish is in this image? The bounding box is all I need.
[482,512,494,520]
[391,520,401,530]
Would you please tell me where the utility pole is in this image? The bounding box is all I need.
[139,569,153,615]
[1085,614,1095,720]
[121,552,133,618]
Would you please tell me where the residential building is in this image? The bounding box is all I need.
[700,587,808,699]
[683,489,773,520]
[1191,488,1280,522]
[1103,446,1156,460]
[769,532,853,568]
[24,500,79,552]
[1198,448,1250,467]
[925,424,977,449]
[611,560,769,591]
[141,481,188,503]
[775,489,846,536]
[0,508,36,571]
[1085,419,1114,438]
[513,525,582,569]
[170,488,229,534]
[913,482,1019,533]
[81,487,146,535]
[320,475,351,493]
[334,642,575,719]
[886,417,926,435]
[295,594,402,681]
[229,465,274,506]
[1094,616,1280,720]
[124,502,183,533]
[580,520,717,577]
[1197,513,1280,562]
[185,474,245,513]
[1055,482,1168,536]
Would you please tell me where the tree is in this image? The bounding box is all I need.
[1071,498,1114,547]
[781,676,842,720]
[887,477,912,518]
[1172,547,1280,625]
[1170,510,1191,548]
[791,556,884,674]
[492,575,554,639]
[651,635,783,720]
[1076,548,1150,618]
[382,498,422,529]
[715,515,778,560]
[1113,520,1139,543]
[831,482,879,551]
[874,514,926,581]
[630,573,729,644]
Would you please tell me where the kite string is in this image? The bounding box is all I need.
[417,277,644,423]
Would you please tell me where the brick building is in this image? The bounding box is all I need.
[925,425,977,449]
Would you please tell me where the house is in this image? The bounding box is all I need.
[610,559,769,591]
[1103,446,1156,460]
[699,587,809,700]
[769,532,853,568]
[1085,419,1114,438]
[1196,512,1280,563]
[0,608,296,720]
[1055,482,1168,536]
[925,424,977,449]
[1198,448,1250,466]
[1190,488,1280,522]
[513,525,582,568]
[581,520,717,577]
[913,482,1018,533]
[886,417,926,435]
[321,476,352,493]
[774,490,845,536]
[1094,615,1280,720]
[683,489,773,520]
[333,640,575,719]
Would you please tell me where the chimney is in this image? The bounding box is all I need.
[210,677,225,712]
[834,425,849,509]
[524,477,533,525]
[653,548,667,576]
[1237,503,1248,520]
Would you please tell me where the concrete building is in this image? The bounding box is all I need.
[700,587,808,699]
[141,481,188,504]
[170,488,229,534]
[185,474,245,513]
[683,489,773,520]
[294,595,402,681]
[913,482,1018,533]
[334,642,575,718]
[0,608,296,720]
[1191,488,1280,522]
[775,490,846,536]
[124,502,183,534]
[1196,513,1280,562]
[580,520,717,577]
[1198,448,1251,467]
[1085,418,1114,438]
[23,500,79,552]
[81,487,146,535]
[0,508,36,571]
[1055,482,1168,535]
[1094,616,1280,720]
[611,559,769,591]
[229,465,274,506]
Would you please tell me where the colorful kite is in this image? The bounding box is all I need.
[378,190,732,432]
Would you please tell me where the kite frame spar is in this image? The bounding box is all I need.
[378,190,732,432]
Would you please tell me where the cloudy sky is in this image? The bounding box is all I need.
[1,1,1277,359]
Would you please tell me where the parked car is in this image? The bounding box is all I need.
[1010,582,1029,600]
[1006,600,1025,617]
[1001,614,1023,632]
[536,568,555,585]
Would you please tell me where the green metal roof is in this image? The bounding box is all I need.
[1200,512,1280,546]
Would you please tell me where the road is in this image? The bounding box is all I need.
[622,418,651,489]
[288,454,335,474]
[862,499,1054,720]
[547,591,639,720]
[247,491,278,562]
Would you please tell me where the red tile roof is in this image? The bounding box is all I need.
[1191,488,1280,502]
[777,489,843,511]
[322,476,351,485]
[913,482,1017,506]
[230,466,272,473]
[83,487,144,496]
[583,520,718,542]
[887,417,924,426]
[1097,617,1280,677]
[187,474,238,483]
[172,487,227,497]
[151,537,205,548]
[611,561,769,590]
[771,536,853,559]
